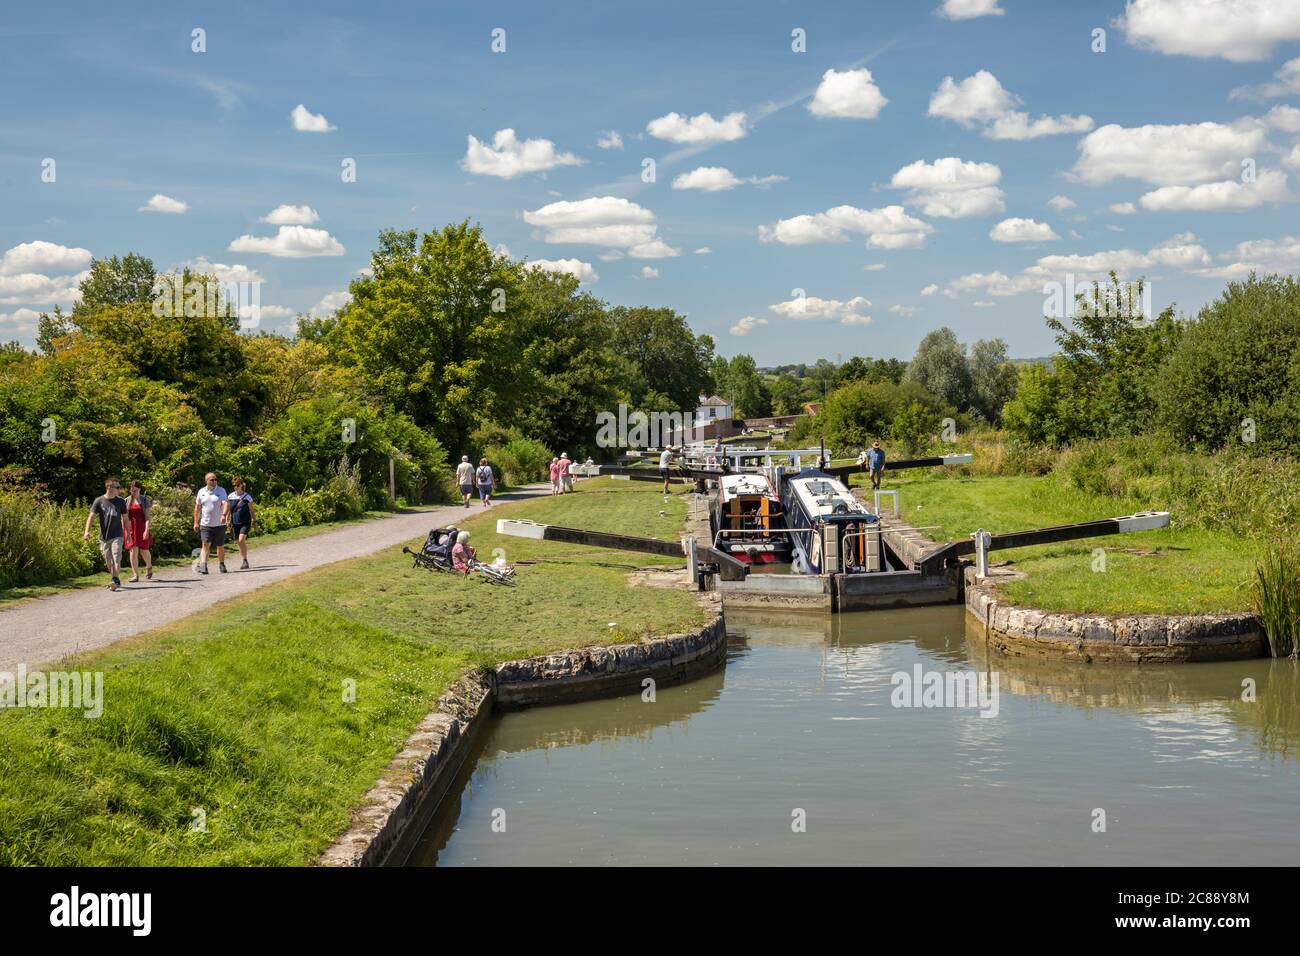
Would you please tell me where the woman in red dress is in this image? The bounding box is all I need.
[123,480,154,582]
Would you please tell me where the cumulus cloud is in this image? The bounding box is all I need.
[0,241,93,276]
[863,263,887,271]
[1265,104,1300,131]
[1231,56,1300,99]
[228,226,345,258]
[1139,168,1291,210]
[1047,195,1077,211]
[694,247,712,254]
[0,271,85,306]
[1287,144,1300,168]
[1198,234,1300,277]
[889,304,921,316]
[989,218,1060,242]
[645,111,747,144]
[1070,121,1269,185]
[597,130,623,150]
[638,266,659,279]
[770,294,873,325]
[462,129,584,179]
[928,70,1093,139]
[261,204,319,226]
[291,103,335,132]
[139,194,188,214]
[920,284,939,296]
[808,68,888,119]
[758,204,933,249]
[936,0,1004,18]
[184,257,263,284]
[671,166,785,191]
[0,307,43,338]
[1119,0,1300,62]
[889,157,1005,218]
[1110,202,1137,214]
[1026,232,1212,278]
[309,291,351,317]
[730,315,768,336]
[524,258,599,283]
[523,196,679,257]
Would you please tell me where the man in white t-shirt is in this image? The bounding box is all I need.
[455,455,475,508]
[193,472,230,574]
[659,446,675,494]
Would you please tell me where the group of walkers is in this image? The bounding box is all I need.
[84,472,255,592]
[455,456,496,508]
[549,453,574,495]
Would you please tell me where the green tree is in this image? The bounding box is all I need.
[968,338,1019,424]
[712,354,771,418]
[904,327,973,411]
[607,306,714,412]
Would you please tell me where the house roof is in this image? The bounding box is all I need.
[698,395,730,406]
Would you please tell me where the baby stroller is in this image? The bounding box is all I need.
[403,526,517,586]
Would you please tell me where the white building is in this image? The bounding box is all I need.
[696,394,733,421]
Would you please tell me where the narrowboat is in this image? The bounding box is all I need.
[711,472,792,563]
[782,469,882,574]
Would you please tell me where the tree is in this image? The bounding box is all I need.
[712,354,771,418]
[904,327,973,411]
[323,222,523,453]
[816,379,954,454]
[833,355,907,389]
[74,254,158,315]
[1155,273,1300,453]
[967,338,1019,424]
[607,306,714,412]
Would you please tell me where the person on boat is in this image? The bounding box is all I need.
[867,439,886,490]
[451,530,476,574]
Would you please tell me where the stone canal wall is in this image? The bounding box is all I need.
[320,602,727,866]
[965,566,1265,663]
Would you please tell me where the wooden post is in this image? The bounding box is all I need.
[388,455,396,503]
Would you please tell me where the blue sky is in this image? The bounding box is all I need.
[3,0,1300,363]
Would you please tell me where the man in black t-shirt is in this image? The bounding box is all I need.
[83,478,127,591]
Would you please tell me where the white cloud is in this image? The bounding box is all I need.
[770,294,872,325]
[888,304,921,316]
[1200,234,1300,277]
[184,258,263,284]
[309,291,351,317]
[808,68,888,119]
[462,129,584,179]
[890,157,1005,218]
[523,196,679,257]
[928,71,1016,126]
[260,204,319,226]
[1025,232,1212,278]
[0,307,42,337]
[638,266,659,279]
[671,166,786,191]
[972,301,996,308]
[253,305,296,321]
[0,241,93,276]
[597,130,623,150]
[598,250,625,261]
[139,194,188,214]
[920,284,939,296]
[929,70,1093,139]
[1110,202,1137,214]
[990,218,1060,242]
[1286,143,1300,168]
[1265,104,1300,131]
[1231,56,1300,99]
[290,103,335,132]
[228,226,345,258]
[758,204,933,248]
[986,111,1095,140]
[730,315,768,336]
[0,271,85,305]
[524,258,599,283]
[945,270,1046,298]
[863,263,887,271]
[1119,0,1300,62]
[645,111,747,144]
[1138,168,1291,210]
[1071,121,1269,185]
[1047,195,1077,211]
[936,0,1004,18]
[693,247,712,254]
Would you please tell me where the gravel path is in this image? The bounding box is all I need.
[0,486,549,670]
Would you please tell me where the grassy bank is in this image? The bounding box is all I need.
[858,471,1258,615]
[0,478,705,865]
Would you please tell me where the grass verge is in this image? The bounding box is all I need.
[0,478,705,865]
[854,471,1259,615]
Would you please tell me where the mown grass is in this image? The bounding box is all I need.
[852,471,1259,615]
[0,478,704,865]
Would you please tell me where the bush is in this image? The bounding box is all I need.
[487,438,554,485]
[0,485,96,590]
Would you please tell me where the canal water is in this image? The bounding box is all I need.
[409,607,1300,866]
